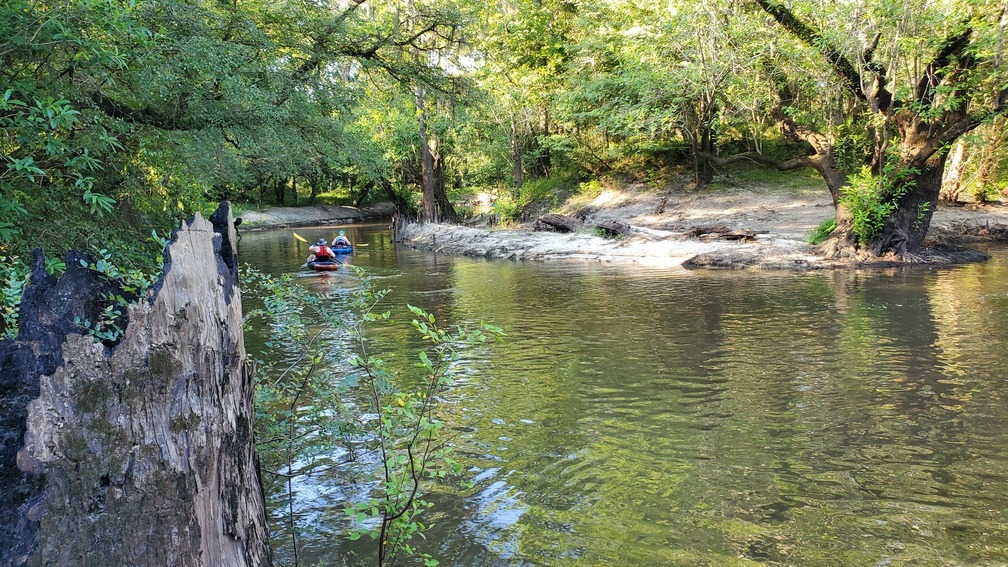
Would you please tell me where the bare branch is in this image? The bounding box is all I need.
[697,150,815,172]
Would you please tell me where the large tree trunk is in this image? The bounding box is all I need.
[415,86,437,223]
[940,139,967,203]
[691,119,717,188]
[431,150,459,223]
[974,118,1007,201]
[2,202,273,566]
[870,158,946,257]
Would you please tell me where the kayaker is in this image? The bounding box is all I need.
[309,238,335,262]
[334,230,351,248]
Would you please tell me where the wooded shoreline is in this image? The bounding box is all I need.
[240,184,1008,269]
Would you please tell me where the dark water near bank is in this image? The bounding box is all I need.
[240,224,1008,566]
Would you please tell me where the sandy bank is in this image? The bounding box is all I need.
[238,202,396,230]
[396,184,1008,269]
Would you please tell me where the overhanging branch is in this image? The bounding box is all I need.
[755,0,865,100]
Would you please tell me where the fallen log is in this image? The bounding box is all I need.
[689,225,732,237]
[594,220,631,237]
[2,202,272,566]
[721,229,759,241]
[689,226,761,241]
[535,213,582,233]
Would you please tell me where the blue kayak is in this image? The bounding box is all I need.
[332,245,352,254]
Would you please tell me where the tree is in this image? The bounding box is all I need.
[753,0,1008,260]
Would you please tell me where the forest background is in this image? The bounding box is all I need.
[3,0,1008,336]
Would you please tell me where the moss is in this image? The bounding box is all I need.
[77,379,112,415]
[148,347,179,380]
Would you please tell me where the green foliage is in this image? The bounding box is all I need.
[69,247,160,344]
[839,164,920,246]
[807,218,837,245]
[0,256,28,339]
[73,299,126,345]
[496,173,581,224]
[242,266,502,566]
[345,299,503,565]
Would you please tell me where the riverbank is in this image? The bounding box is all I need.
[397,181,1008,269]
[237,182,1008,269]
[237,202,396,230]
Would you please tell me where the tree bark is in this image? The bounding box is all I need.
[940,140,968,203]
[2,202,273,566]
[416,86,437,223]
[431,149,459,223]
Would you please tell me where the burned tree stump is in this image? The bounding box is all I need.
[535,214,582,233]
[2,202,272,566]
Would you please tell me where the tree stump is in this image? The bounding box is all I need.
[535,214,582,233]
[2,202,272,566]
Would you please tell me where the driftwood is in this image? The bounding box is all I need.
[594,220,631,237]
[1,202,272,566]
[535,214,582,233]
[689,225,761,242]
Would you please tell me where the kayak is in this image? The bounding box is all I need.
[332,245,353,254]
[307,259,341,271]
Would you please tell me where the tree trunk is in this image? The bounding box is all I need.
[351,183,369,207]
[511,114,524,191]
[875,162,944,255]
[431,149,458,223]
[2,202,273,566]
[380,180,413,217]
[940,140,967,204]
[536,106,551,177]
[693,123,716,188]
[273,179,285,206]
[756,0,1008,261]
[534,214,581,232]
[415,86,437,223]
[307,176,320,205]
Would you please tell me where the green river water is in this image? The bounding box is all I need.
[240,223,1008,566]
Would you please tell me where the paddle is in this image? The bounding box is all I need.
[293,232,308,243]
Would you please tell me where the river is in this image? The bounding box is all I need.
[239,223,1008,566]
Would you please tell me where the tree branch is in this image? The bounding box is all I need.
[697,150,814,172]
[89,92,196,131]
[755,0,865,100]
[915,27,974,107]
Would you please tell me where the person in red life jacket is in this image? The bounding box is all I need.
[309,238,335,262]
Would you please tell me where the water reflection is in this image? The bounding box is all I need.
[240,226,1008,565]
